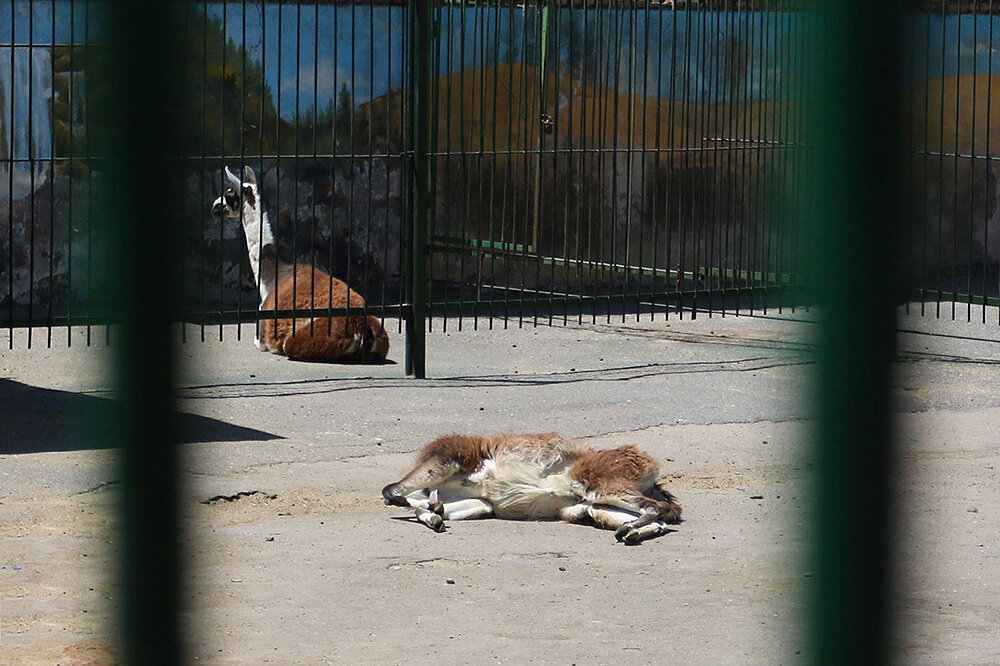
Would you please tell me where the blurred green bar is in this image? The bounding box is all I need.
[101,1,184,662]
[804,1,904,664]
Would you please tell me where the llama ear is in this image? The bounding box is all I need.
[241,166,256,185]
[222,166,241,187]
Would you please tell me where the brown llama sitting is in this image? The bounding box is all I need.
[211,166,388,363]
[382,433,681,544]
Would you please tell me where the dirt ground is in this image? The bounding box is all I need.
[1,309,998,664]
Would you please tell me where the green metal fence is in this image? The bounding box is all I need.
[5,1,998,369]
[2,0,977,663]
[4,0,814,376]
[804,1,902,661]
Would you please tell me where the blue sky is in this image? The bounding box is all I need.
[3,1,1000,118]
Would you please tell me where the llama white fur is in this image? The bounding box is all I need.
[211,166,274,350]
[212,166,275,304]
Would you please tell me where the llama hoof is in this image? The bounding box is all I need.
[427,514,445,532]
[429,501,445,516]
[619,528,643,545]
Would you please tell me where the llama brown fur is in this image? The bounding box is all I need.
[259,262,389,363]
[415,432,577,473]
[569,445,660,490]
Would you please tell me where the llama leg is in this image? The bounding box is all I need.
[586,505,649,542]
[438,498,493,521]
[613,506,663,544]
[393,488,434,510]
[559,503,592,524]
[254,318,269,351]
[615,521,672,544]
[362,316,390,362]
[568,503,668,542]
[411,497,491,532]
[586,505,639,530]
[414,506,446,532]
[382,486,445,532]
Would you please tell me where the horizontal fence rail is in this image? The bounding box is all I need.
[2,0,1000,366]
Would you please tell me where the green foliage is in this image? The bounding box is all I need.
[291,83,356,156]
[43,5,414,174]
[179,10,287,157]
[48,7,288,171]
[292,83,404,158]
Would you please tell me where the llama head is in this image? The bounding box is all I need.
[210,166,258,218]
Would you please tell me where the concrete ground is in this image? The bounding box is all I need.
[1,305,998,664]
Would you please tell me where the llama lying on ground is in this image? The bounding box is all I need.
[382,433,682,544]
[210,166,389,363]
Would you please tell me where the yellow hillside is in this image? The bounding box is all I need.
[904,73,1000,156]
[358,66,1000,166]
[428,62,693,154]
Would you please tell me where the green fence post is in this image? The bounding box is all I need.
[101,1,184,662]
[804,1,904,664]
[406,0,433,378]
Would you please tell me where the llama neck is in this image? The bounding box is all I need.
[241,195,276,302]
[241,198,275,252]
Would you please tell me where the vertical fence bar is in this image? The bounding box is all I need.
[47,0,56,348]
[68,0,76,346]
[407,0,432,378]
[27,0,35,350]
[968,4,978,320]
[6,0,13,347]
[804,0,903,663]
[987,0,995,325]
[951,6,961,320]
[198,2,208,343]
[101,0,183,662]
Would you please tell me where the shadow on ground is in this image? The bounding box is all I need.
[0,379,280,454]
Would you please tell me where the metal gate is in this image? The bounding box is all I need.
[418,2,804,329]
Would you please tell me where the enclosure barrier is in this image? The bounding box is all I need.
[804,1,901,662]
[4,1,998,360]
[100,1,184,662]
[0,0,985,662]
[3,0,816,368]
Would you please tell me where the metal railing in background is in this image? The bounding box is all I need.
[4,1,999,367]
[3,0,813,373]
[2,0,412,350]
[905,2,1000,320]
